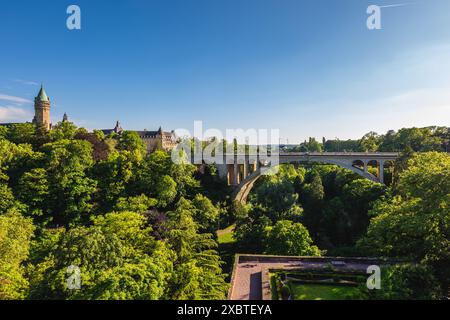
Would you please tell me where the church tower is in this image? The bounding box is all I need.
[33,85,51,130]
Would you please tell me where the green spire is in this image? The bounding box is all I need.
[36,85,49,102]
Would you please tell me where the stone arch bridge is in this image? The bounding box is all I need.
[210,152,399,203]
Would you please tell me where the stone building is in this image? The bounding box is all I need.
[101,121,178,153]
[33,85,51,130]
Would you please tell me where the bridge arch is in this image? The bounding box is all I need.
[232,161,379,204]
[352,159,365,169]
[229,153,398,204]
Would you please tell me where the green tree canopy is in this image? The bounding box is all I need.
[0,210,34,299]
[358,152,450,293]
[264,220,321,256]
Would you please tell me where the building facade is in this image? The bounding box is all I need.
[101,121,177,153]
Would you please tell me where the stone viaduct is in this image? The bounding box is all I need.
[208,152,399,203]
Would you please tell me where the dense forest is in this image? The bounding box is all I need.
[0,122,449,300]
[0,122,229,300]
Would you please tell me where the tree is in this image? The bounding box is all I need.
[298,137,323,152]
[191,194,220,233]
[340,179,387,240]
[234,205,272,253]
[28,225,123,299]
[321,197,351,246]
[397,152,450,206]
[169,161,199,198]
[49,121,78,141]
[379,130,397,152]
[395,127,442,152]
[93,150,138,211]
[0,209,35,299]
[87,251,172,300]
[114,194,157,213]
[165,198,228,299]
[93,130,105,141]
[28,211,174,300]
[434,126,450,152]
[6,123,36,145]
[155,175,177,208]
[358,152,450,294]
[16,168,49,223]
[75,131,111,161]
[264,220,321,256]
[359,132,381,152]
[251,175,300,221]
[40,139,97,226]
[135,150,199,205]
[117,131,147,161]
[370,264,441,300]
[299,171,324,238]
[0,138,37,186]
[0,184,21,214]
[0,126,8,139]
[323,138,360,152]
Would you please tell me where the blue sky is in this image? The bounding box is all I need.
[0,0,449,143]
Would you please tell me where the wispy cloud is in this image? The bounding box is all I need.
[13,79,39,86]
[380,3,411,8]
[0,93,32,105]
[0,106,32,122]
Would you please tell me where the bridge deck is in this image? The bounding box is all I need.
[210,152,399,158]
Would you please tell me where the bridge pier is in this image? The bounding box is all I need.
[243,156,249,180]
[217,163,228,180]
[378,160,384,184]
[224,155,254,186]
[227,164,235,186]
[234,162,239,185]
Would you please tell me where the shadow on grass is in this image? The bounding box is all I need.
[219,241,238,282]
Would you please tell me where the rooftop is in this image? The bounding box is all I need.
[36,85,49,102]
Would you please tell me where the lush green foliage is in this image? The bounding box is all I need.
[264,220,321,256]
[0,122,448,300]
[0,209,34,299]
[368,264,442,300]
[0,123,228,300]
[312,126,449,152]
[358,152,450,295]
[237,148,449,299]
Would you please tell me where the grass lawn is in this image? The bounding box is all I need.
[289,283,363,300]
[217,225,237,280]
[217,225,235,244]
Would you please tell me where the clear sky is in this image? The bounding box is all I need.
[1,0,449,143]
